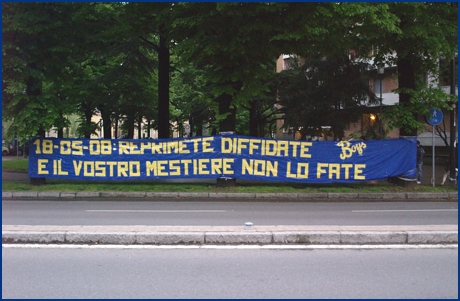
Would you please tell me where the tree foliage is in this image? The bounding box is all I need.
[2,2,457,142]
[278,54,378,140]
[370,2,458,136]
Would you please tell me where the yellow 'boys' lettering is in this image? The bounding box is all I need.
[337,141,367,160]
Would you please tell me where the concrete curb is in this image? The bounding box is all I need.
[2,225,457,246]
[2,191,458,201]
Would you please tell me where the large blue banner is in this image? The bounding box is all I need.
[28,135,416,183]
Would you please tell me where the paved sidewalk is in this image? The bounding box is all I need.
[2,225,458,246]
[2,190,458,201]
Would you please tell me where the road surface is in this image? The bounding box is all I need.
[2,247,457,299]
[2,199,457,226]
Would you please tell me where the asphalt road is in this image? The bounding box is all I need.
[2,247,457,299]
[2,199,458,226]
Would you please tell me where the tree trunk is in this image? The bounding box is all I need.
[82,104,93,138]
[146,120,151,138]
[37,128,45,138]
[26,63,44,138]
[114,117,119,139]
[217,93,236,133]
[138,115,142,139]
[101,108,112,139]
[157,27,170,139]
[249,103,258,137]
[258,120,265,138]
[196,124,203,136]
[126,113,135,139]
[397,57,417,137]
[194,116,204,136]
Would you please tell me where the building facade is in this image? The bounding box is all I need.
[275,54,457,147]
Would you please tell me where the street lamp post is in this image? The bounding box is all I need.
[377,68,384,139]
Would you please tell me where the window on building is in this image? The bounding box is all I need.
[373,78,382,94]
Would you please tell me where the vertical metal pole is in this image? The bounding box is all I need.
[376,68,385,139]
[449,55,456,184]
[432,125,435,187]
[380,76,383,139]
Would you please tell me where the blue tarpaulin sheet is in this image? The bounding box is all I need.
[28,135,416,183]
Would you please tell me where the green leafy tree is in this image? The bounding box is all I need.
[119,2,177,138]
[278,54,378,140]
[4,3,96,139]
[175,2,297,133]
[170,63,217,137]
[369,2,458,136]
[242,73,279,137]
